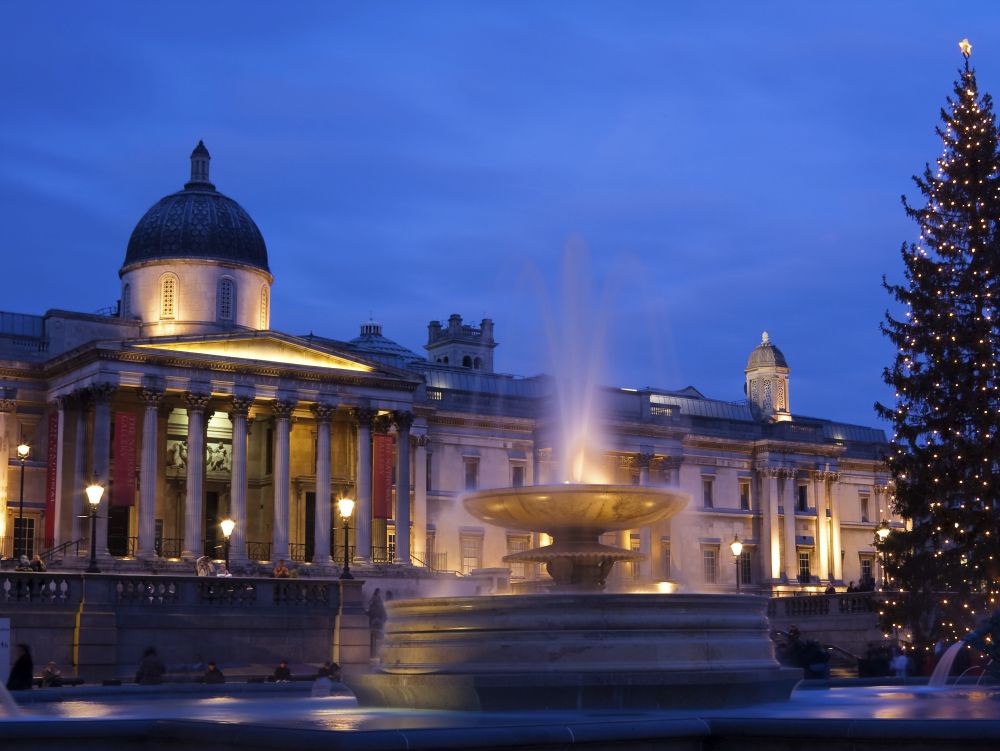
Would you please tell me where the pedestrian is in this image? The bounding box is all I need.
[367,588,388,658]
[203,661,225,684]
[135,647,166,685]
[6,644,33,691]
[272,559,290,578]
[273,659,292,681]
[41,661,63,688]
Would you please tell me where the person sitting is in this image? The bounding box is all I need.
[272,559,290,578]
[195,556,215,577]
[15,555,31,572]
[203,661,225,684]
[215,563,232,577]
[41,661,63,688]
[29,555,46,572]
[272,659,292,682]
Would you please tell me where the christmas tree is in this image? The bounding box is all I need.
[876,39,1000,654]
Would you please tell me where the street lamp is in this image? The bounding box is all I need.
[15,443,30,559]
[220,518,235,572]
[337,498,355,580]
[85,484,104,574]
[730,534,743,593]
[876,519,891,589]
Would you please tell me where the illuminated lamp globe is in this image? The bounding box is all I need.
[337,498,355,520]
[220,518,236,539]
[86,484,104,508]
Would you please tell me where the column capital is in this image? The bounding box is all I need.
[91,382,117,405]
[393,410,414,432]
[823,471,841,482]
[229,395,254,420]
[139,388,165,408]
[635,452,655,469]
[352,407,378,429]
[185,391,211,413]
[311,402,337,423]
[416,434,431,448]
[0,397,17,413]
[272,399,296,420]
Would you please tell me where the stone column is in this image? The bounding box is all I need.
[48,396,67,548]
[414,435,428,564]
[352,408,375,564]
[137,388,164,559]
[782,470,798,582]
[393,411,413,565]
[71,392,88,545]
[182,391,210,560]
[0,396,15,549]
[228,396,252,564]
[663,457,682,579]
[311,402,336,565]
[828,472,843,581]
[271,399,295,562]
[637,452,653,580]
[91,383,115,556]
[813,470,829,583]
[766,469,781,581]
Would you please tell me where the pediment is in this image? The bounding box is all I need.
[133,336,375,373]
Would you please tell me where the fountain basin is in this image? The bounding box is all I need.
[351,593,800,710]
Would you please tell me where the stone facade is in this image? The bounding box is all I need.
[0,144,892,596]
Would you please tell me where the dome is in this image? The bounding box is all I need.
[346,319,424,367]
[746,331,788,370]
[121,142,269,273]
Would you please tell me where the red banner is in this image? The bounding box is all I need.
[372,433,394,519]
[112,412,138,507]
[45,411,58,544]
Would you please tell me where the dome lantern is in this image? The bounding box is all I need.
[745,331,791,422]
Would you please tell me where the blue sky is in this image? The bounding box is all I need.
[3,2,999,428]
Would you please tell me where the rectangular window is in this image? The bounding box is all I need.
[702,547,718,584]
[265,427,274,475]
[739,549,752,585]
[631,472,641,486]
[464,460,479,491]
[797,484,808,512]
[507,535,530,579]
[739,480,751,511]
[798,551,811,582]
[426,451,433,491]
[511,464,524,488]
[860,556,874,587]
[860,495,870,524]
[662,539,671,579]
[461,534,483,575]
[702,478,714,508]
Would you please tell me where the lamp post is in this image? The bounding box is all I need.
[730,534,743,593]
[876,519,891,590]
[337,498,355,579]
[15,443,30,559]
[220,518,235,572]
[85,484,104,574]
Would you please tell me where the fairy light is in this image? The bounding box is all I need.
[876,40,1000,651]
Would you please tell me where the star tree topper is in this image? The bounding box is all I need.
[959,38,973,58]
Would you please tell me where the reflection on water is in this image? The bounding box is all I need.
[8,686,1000,729]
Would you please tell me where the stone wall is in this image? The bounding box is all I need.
[0,572,368,681]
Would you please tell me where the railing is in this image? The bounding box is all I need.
[40,538,84,562]
[1,571,341,612]
[767,592,879,618]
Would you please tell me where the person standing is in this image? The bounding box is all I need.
[6,644,33,691]
[135,647,166,685]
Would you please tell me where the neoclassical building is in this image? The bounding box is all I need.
[0,144,892,593]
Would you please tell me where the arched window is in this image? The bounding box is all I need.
[121,284,131,318]
[462,355,472,368]
[473,357,482,370]
[218,277,235,321]
[259,285,269,329]
[160,274,178,320]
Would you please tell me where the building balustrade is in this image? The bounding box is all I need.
[767,592,879,619]
[0,571,342,612]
